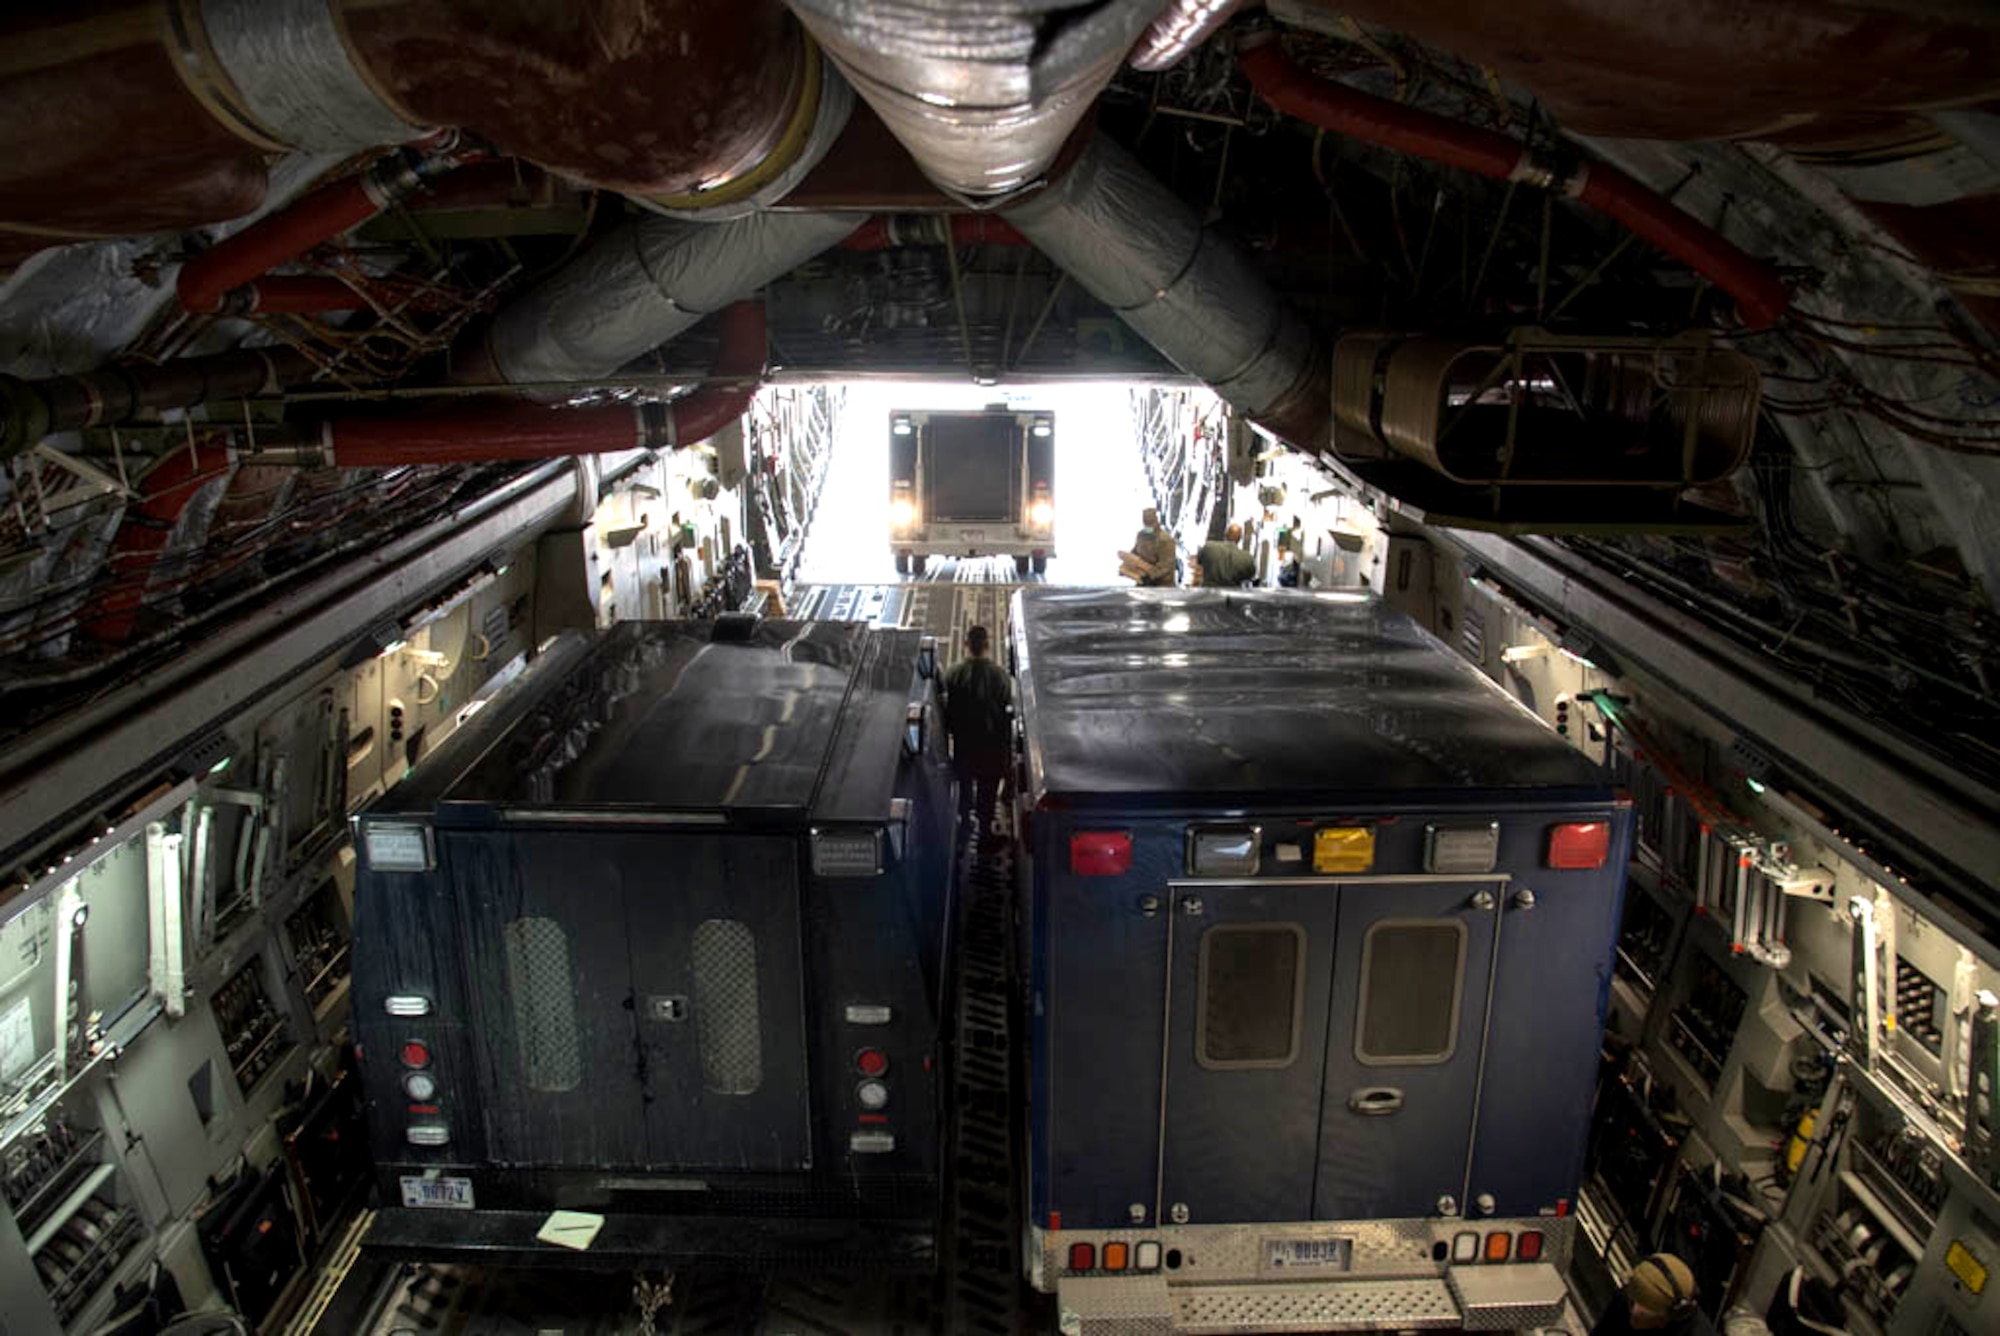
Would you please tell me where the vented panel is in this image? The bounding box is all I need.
[692,918,762,1095]
[1198,925,1305,1069]
[1356,921,1466,1064]
[1172,1279,1460,1331]
[502,916,582,1092]
[1895,956,1944,1054]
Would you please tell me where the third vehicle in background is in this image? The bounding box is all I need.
[890,406,1055,577]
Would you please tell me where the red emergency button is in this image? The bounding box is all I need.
[399,1041,431,1069]
[855,1048,889,1077]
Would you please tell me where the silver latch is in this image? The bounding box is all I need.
[1469,890,1496,911]
[1437,1195,1459,1217]
[1512,889,1537,911]
[1170,1202,1190,1224]
[1181,896,1204,917]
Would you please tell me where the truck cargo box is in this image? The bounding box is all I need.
[1010,587,1631,1331]
[352,617,955,1270]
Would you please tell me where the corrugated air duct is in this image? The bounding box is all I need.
[1004,132,1330,450]
[460,211,863,389]
[785,0,1165,200]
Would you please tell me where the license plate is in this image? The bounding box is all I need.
[960,529,986,544]
[1264,1237,1352,1271]
[400,1175,474,1210]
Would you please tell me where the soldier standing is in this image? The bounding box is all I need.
[942,625,1013,840]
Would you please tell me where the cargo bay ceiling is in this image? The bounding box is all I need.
[0,1,1996,905]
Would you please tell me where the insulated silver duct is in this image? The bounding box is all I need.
[1004,132,1327,447]
[176,0,431,153]
[476,211,863,388]
[1129,0,1248,72]
[785,0,1165,199]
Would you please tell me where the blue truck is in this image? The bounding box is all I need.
[1009,586,1632,1332]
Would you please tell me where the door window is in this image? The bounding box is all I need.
[1196,923,1307,1070]
[502,916,583,1092]
[1355,919,1466,1065]
[692,918,763,1094]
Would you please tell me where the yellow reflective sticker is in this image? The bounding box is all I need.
[1946,1240,1987,1295]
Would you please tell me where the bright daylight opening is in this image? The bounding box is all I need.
[795,379,1156,587]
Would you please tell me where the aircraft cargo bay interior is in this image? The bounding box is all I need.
[0,5,1996,1336]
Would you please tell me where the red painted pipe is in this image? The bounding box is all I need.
[327,401,649,466]
[235,276,368,314]
[176,148,475,315]
[838,214,1031,251]
[79,442,233,644]
[325,301,768,466]
[177,173,386,314]
[1238,40,1788,329]
[1569,161,1789,329]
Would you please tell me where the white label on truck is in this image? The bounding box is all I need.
[400,1175,475,1210]
[1263,1236,1352,1272]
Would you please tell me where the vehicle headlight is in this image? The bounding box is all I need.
[891,498,916,528]
[1030,499,1054,527]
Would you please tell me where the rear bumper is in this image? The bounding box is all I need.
[363,1207,936,1272]
[1056,1264,1572,1334]
[894,527,1050,558]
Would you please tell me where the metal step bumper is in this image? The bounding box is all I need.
[1057,1263,1571,1334]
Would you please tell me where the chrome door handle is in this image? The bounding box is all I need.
[1349,1087,1405,1115]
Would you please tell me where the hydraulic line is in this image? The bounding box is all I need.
[1238,36,1790,330]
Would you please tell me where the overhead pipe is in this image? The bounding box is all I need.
[785,0,1165,199]
[317,302,770,468]
[0,0,432,245]
[77,441,235,645]
[2,2,845,254]
[465,210,861,389]
[837,215,1031,251]
[1130,0,1249,72]
[0,349,317,460]
[1004,132,1331,450]
[1237,36,1790,330]
[345,1,840,207]
[217,276,369,316]
[176,143,471,314]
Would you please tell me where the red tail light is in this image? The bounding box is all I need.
[1071,831,1133,876]
[399,1041,431,1068]
[1517,1231,1544,1262]
[1547,821,1611,869]
[1069,1242,1096,1272]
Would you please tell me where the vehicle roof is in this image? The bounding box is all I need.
[388,619,917,823]
[1012,587,1609,806]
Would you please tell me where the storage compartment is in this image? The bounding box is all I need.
[211,957,290,1093]
[8,1102,146,1330]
